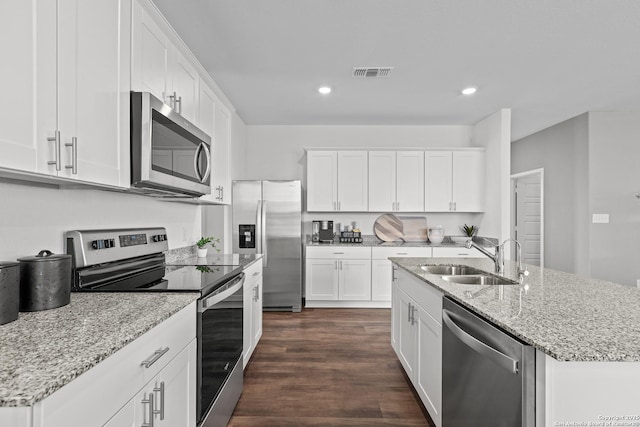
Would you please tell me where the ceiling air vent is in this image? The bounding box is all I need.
[352,67,394,78]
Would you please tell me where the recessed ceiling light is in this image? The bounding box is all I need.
[461,87,477,95]
[318,86,332,95]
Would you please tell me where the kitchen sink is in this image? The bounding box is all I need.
[441,274,519,286]
[420,265,485,276]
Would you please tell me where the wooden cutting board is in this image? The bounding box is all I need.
[398,216,428,242]
[374,214,404,242]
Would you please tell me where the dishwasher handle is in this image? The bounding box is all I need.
[442,309,519,374]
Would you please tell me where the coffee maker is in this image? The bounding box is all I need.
[312,220,334,243]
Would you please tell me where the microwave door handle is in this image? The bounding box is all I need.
[193,143,204,181]
[200,143,211,182]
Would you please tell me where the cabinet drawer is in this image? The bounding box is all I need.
[244,258,263,285]
[372,246,431,260]
[431,246,494,258]
[397,269,442,323]
[36,302,196,427]
[306,246,371,259]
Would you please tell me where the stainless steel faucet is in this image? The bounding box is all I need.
[465,238,529,280]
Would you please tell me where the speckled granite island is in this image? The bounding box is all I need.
[391,256,640,426]
[0,293,198,426]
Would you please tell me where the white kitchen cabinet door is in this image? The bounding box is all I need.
[368,151,396,212]
[337,151,368,211]
[211,102,231,204]
[243,260,263,368]
[452,151,485,212]
[305,259,339,300]
[338,259,371,300]
[169,47,199,124]
[197,83,216,137]
[391,274,400,352]
[132,1,169,103]
[424,151,453,211]
[416,306,442,427]
[397,288,417,379]
[103,400,135,427]
[307,151,338,211]
[252,278,263,349]
[0,0,56,174]
[371,259,393,301]
[396,151,424,212]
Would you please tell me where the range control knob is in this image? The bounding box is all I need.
[152,235,159,242]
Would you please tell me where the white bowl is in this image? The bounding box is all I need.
[429,235,445,244]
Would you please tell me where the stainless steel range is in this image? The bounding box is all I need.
[65,227,243,427]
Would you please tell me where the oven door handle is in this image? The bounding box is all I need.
[200,273,245,311]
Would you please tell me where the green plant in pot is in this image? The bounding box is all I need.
[462,224,478,240]
[196,236,221,257]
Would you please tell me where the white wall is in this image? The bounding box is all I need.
[0,180,201,261]
[511,114,589,275]
[588,112,640,286]
[472,109,512,243]
[241,125,487,238]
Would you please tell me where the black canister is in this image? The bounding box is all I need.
[0,262,20,324]
[17,250,71,312]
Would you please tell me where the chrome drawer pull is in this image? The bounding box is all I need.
[153,381,165,420]
[141,392,154,427]
[140,347,170,368]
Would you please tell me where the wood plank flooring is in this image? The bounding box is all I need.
[228,308,435,427]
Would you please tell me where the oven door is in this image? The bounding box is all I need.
[131,91,211,196]
[197,273,244,427]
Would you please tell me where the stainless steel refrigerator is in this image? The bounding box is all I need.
[232,180,302,312]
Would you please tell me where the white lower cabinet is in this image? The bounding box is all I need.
[371,247,433,302]
[392,268,442,427]
[243,259,263,368]
[305,247,373,306]
[6,302,198,427]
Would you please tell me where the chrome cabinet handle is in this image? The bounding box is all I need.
[176,95,182,114]
[141,392,155,427]
[261,200,268,267]
[442,310,519,374]
[453,202,457,211]
[47,130,61,171]
[411,306,417,325]
[65,136,78,174]
[334,260,338,270]
[252,271,260,277]
[168,92,176,109]
[333,201,336,210]
[392,266,397,282]
[397,201,400,211]
[140,347,170,368]
[338,201,341,211]
[216,186,223,201]
[339,260,343,270]
[407,302,412,323]
[392,202,395,211]
[397,252,408,255]
[333,252,344,254]
[153,382,165,420]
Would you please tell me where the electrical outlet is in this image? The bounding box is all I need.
[592,214,610,224]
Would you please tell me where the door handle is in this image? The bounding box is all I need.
[261,200,268,267]
[194,142,211,183]
[153,381,165,420]
[442,310,519,374]
[47,130,61,171]
[65,136,78,174]
[141,392,155,427]
[140,347,170,368]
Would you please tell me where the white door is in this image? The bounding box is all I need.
[132,2,169,102]
[0,0,56,174]
[306,151,337,211]
[415,307,442,426]
[425,151,453,211]
[368,151,396,212]
[305,259,338,300]
[58,0,127,186]
[157,341,195,426]
[452,151,485,212]
[339,259,371,300]
[337,151,368,211]
[396,151,424,212]
[371,259,393,301]
[252,279,263,346]
[397,289,417,378]
[513,171,543,267]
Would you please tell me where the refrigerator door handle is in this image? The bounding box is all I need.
[262,200,268,267]
[255,200,262,255]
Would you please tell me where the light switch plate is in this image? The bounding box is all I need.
[592,213,610,224]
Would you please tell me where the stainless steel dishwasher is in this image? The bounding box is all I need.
[442,297,535,427]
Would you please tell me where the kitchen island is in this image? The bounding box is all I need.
[391,257,640,426]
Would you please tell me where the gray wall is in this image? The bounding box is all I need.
[588,112,640,286]
[511,114,589,275]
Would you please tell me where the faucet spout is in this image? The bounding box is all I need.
[465,239,503,273]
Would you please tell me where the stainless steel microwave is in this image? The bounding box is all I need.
[130,91,211,197]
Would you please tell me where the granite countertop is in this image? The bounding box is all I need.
[0,292,198,407]
[390,257,640,362]
[306,235,498,248]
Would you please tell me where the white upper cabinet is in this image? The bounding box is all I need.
[396,151,425,212]
[337,151,368,211]
[425,150,484,212]
[368,151,396,212]
[1,0,128,187]
[0,0,56,174]
[307,151,338,211]
[56,0,130,186]
[132,0,199,122]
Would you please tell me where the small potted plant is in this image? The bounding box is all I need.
[196,236,220,257]
[462,224,478,241]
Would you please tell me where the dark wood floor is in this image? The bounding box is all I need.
[228,308,435,427]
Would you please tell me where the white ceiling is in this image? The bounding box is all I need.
[153,0,640,141]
